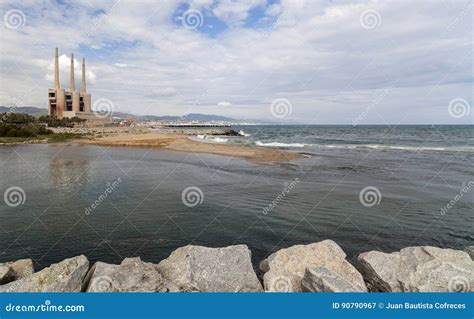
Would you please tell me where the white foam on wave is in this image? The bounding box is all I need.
[314,144,474,152]
[255,141,306,148]
[211,137,229,143]
[239,130,251,137]
[194,135,229,143]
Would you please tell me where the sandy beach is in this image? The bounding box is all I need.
[75,131,302,163]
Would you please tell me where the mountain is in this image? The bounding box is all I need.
[141,113,235,122]
[0,106,47,117]
[0,106,236,122]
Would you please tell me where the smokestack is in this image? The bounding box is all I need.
[70,53,75,92]
[54,47,60,89]
[81,58,86,93]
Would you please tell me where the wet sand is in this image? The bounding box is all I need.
[75,132,302,163]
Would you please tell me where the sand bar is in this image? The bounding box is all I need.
[75,131,302,163]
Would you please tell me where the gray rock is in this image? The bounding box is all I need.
[0,259,34,284]
[0,255,88,292]
[0,265,9,284]
[358,246,474,292]
[260,240,366,292]
[157,245,263,292]
[302,267,364,292]
[464,246,474,260]
[84,257,177,292]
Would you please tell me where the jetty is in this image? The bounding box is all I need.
[1,241,472,292]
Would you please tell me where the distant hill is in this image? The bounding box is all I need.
[142,113,235,122]
[0,106,47,117]
[0,106,236,122]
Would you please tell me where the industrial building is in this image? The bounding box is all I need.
[47,47,99,121]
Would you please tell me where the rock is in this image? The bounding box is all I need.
[358,246,474,292]
[464,246,474,260]
[0,266,9,284]
[302,267,364,292]
[0,255,88,292]
[156,245,263,292]
[260,240,366,292]
[84,257,177,292]
[0,259,34,285]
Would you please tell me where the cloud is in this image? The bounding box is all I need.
[217,101,232,107]
[212,0,266,27]
[155,87,178,97]
[114,63,128,68]
[45,54,96,87]
[0,0,472,123]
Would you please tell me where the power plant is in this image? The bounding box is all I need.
[47,47,99,120]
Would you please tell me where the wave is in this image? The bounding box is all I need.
[255,141,306,148]
[251,140,474,152]
[239,130,251,137]
[195,135,229,143]
[317,144,474,152]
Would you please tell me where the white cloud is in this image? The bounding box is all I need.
[45,54,96,87]
[114,63,128,68]
[217,101,232,107]
[0,0,472,123]
[212,0,266,27]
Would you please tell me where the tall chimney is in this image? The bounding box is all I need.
[54,47,60,89]
[81,58,86,93]
[69,53,75,91]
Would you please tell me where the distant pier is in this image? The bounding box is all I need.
[163,124,231,128]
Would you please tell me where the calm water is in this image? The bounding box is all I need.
[0,125,473,271]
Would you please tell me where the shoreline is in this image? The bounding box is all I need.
[1,241,472,292]
[1,127,302,163]
[74,130,302,163]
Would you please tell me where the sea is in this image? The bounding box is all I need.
[0,125,472,270]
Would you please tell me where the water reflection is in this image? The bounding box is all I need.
[49,158,89,191]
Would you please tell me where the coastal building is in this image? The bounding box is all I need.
[48,47,107,122]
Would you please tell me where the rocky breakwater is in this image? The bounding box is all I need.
[0,241,472,292]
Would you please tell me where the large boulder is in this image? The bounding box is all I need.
[301,267,364,292]
[0,255,88,292]
[84,257,177,292]
[0,259,34,285]
[156,245,263,292]
[358,246,474,292]
[464,246,474,260]
[0,265,9,284]
[260,240,366,292]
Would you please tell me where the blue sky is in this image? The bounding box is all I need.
[0,0,472,124]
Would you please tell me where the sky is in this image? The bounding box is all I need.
[0,0,472,124]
